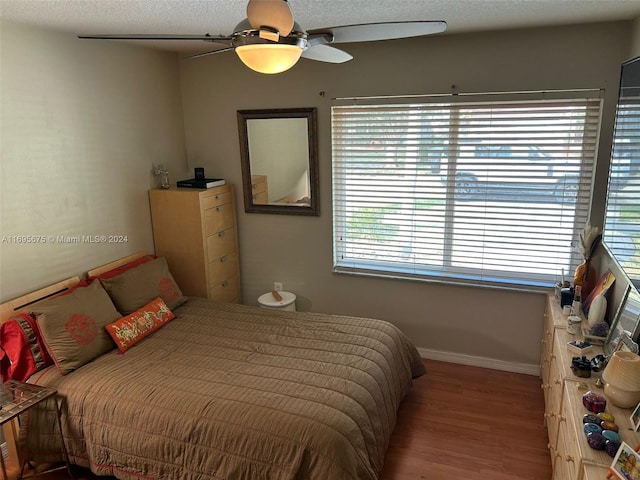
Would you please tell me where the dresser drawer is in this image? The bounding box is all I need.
[208,275,240,303]
[208,252,238,286]
[203,202,234,237]
[556,403,578,480]
[206,227,236,258]
[201,189,233,210]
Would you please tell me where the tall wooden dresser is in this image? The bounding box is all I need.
[149,185,241,303]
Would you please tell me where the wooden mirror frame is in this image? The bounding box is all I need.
[238,107,319,216]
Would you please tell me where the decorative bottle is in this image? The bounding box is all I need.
[154,165,170,189]
[159,169,170,189]
[571,285,582,316]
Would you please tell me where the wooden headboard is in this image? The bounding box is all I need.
[0,276,81,323]
[86,251,147,278]
[0,251,149,324]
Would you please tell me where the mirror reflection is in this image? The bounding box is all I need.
[605,286,640,356]
[618,287,640,340]
[238,108,319,215]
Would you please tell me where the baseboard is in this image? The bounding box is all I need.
[417,347,540,376]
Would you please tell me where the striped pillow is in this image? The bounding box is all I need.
[0,312,53,382]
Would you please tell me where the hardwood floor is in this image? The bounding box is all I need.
[4,359,551,480]
[380,359,551,479]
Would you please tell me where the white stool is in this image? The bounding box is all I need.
[258,291,296,311]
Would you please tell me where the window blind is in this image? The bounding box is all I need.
[604,95,640,282]
[332,96,602,289]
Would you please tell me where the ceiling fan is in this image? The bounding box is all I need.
[78,0,446,74]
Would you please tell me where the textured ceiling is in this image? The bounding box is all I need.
[2,0,640,55]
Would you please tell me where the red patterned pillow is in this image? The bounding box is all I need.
[105,297,175,352]
[0,313,53,382]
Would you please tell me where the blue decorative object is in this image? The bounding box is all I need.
[583,422,603,436]
[602,430,621,443]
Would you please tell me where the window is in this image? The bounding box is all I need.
[332,95,602,289]
[604,90,640,283]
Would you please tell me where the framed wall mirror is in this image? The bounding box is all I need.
[604,284,640,356]
[238,107,319,216]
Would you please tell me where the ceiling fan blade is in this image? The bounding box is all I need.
[247,0,294,37]
[186,47,235,60]
[307,21,446,44]
[302,45,353,64]
[78,33,232,42]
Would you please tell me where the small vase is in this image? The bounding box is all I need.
[574,259,597,298]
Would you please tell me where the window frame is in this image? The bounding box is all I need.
[331,92,603,291]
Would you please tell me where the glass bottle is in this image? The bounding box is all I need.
[154,165,170,189]
[571,285,582,317]
[159,169,170,189]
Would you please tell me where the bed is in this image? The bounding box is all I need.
[0,252,425,480]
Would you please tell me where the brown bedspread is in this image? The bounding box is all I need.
[24,298,425,480]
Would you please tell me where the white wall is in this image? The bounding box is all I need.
[180,21,633,372]
[631,17,640,57]
[0,20,189,301]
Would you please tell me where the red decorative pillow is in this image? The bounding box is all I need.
[88,254,156,280]
[0,313,53,382]
[105,297,175,353]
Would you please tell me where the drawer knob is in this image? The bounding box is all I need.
[221,280,229,287]
[218,231,226,238]
[215,194,220,200]
[220,256,227,263]
[217,205,224,212]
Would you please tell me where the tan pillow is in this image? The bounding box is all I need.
[32,281,121,375]
[99,256,186,315]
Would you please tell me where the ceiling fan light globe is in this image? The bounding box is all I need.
[235,44,302,74]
